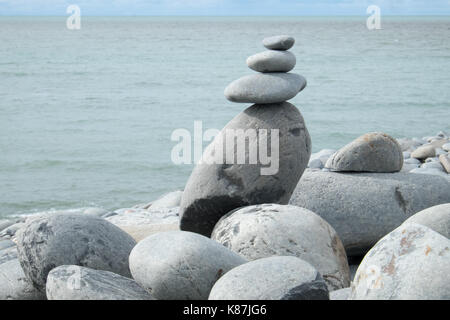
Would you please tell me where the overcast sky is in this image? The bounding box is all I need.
[0,0,449,16]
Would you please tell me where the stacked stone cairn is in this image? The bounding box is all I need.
[1,36,449,301]
[179,35,311,237]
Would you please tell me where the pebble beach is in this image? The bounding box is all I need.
[1,35,449,301]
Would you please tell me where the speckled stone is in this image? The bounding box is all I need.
[46,265,154,300]
[16,213,136,292]
[209,256,329,300]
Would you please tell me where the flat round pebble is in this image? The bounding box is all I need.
[262,35,295,50]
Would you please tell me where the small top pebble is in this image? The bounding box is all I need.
[263,35,295,51]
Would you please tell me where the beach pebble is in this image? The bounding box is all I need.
[442,143,450,152]
[425,156,439,162]
[82,207,108,217]
[247,50,296,73]
[106,207,179,242]
[396,138,423,152]
[421,161,444,170]
[310,149,336,167]
[404,157,421,165]
[262,35,295,50]
[289,170,450,256]
[16,213,136,292]
[325,132,403,173]
[435,148,447,156]
[402,203,450,238]
[402,151,410,159]
[129,231,247,300]
[211,204,350,291]
[411,145,436,160]
[224,73,306,104]
[46,265,154,300]
[180,102,311,236]
[439,154,450,174]
[308,158,323,169]
[330,287,350,300]
[209,256,329,300]
[150,190,183,209]
[0,258,46,300]
[350,223,450,300]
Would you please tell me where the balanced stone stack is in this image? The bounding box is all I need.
[180,35,311,236]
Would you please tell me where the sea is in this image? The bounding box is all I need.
[1,16,449,218]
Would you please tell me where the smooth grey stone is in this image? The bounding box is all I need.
[46,265,154,300]
[289,170,450,256]
[247,50,296,73]
[350,223,450,300]
[0,259,45,300]
[403,151,411,159]
[396,138,423,152]
[440,154,450,174]
[435,148,447,156]
[150,190,183,209]
[262,35,295,50]
[16,213,136,292]
[224,73,306,104]
[82,207,108,217]
[308,158,323,169]
[325,132,403,173]
[421,161,444,170]
[209,256,329,300]
[180,102,311,236]
[425,156,439,162]
[310,149,336,167]
[404,157,421,165]
[129,231,247,300]
[330,288,350,300]
[402,203,450,238]
[0,240,15,251]
[211,204,350,291]
[411,145,436,159]
[443,143,450,152]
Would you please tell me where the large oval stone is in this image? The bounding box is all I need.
[402,203,450,238]
[211,204,350,290]
[16,213,136,292]
[289,170,450,256]
[46,265,154,300]
[129,231,247,300]
[325,132,403,172]
[209,256,329,300]
[350,223,450,300]
[180,102,311,236]
[224,73,306,104]
[247,50,296,73]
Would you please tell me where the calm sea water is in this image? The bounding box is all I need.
[1,16,449,218]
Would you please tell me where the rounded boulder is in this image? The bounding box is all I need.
[16,213,136,292]
[211,204,350,290]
